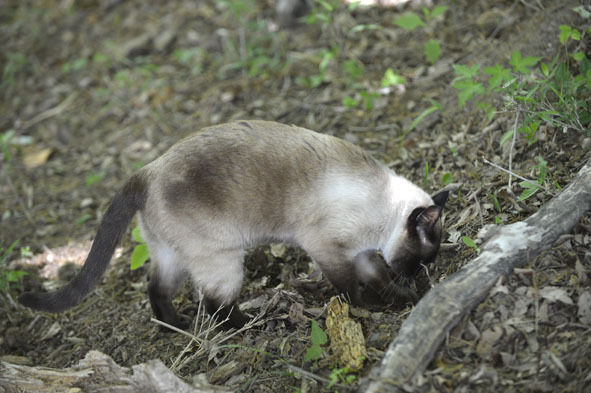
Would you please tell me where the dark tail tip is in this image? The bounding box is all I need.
[19,292,44,309]
[19,289,75,313]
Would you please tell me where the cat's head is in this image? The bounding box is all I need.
[389,190,448,277]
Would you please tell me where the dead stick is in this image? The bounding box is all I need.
[360,158,591,393]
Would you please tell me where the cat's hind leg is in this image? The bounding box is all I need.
[189,247,250,329]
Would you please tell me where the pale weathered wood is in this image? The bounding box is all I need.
[0,350,231,393]
[360,159,591,393]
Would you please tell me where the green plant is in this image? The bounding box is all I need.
[0,130,18,170]
[441,172,453,185]
[381,68,406,87]
[0,241,28,291]
[423,161,430,188]
[328,365,356,388]
[408,99,441,132]
[304,320,328,363]
[215,0,284,80]
[452,64,484,108]
[296,47,338,88]
[62,57,88,72]
[86,172,105,187]
[461,236,480,254]
[2,51,28,86]
[130,227,150,270]
[490,192,504,224]
[517,156,557,201]
[303,0,340,30]
[394,5,448,64]
[453,21,591,142]
[0,130,31,171]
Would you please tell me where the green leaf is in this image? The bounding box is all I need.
[349,24,381,34]
[318,0,334,11]
[425,39,440,64]
[559,25,580,44]
[408,99,441,131]
[559,25,573,44]
[305,344,323,362]
[431,5,449,18]
[453,79,484,108]
[310,320,327,345]
[453,64,481,79]
[360,90,379,110]
[509,50,541,74]
[86,172,105,187]
[131,244,150,270]
[491,192,502,213]
[441,172,453,185]
[572,52,585,62]
[537,156,547,184]
[343,60,364,81]
[6,270,28,282]
[342,96,359,108]
[381,68,405,87]
[93,52,109,64]
[132,227,145,243]
[483,64,511,91]
[540,62,550,76]
[76,214,92,225]
[394,12,425,30]
[518,181,540,201]
[461,236,478,250]
[499,129,514,147]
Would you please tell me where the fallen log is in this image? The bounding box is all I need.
[360,158,591,393]
[0,350,230,393]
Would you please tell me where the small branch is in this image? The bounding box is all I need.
[360,158,591,393]
[20,93,77,130]
[483,157,552,193]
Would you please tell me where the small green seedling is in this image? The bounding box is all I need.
[328,365,356,388]
[518,156,548,201]
[408,99,441,132]
[0,241,28,291]
[86,172,105,187]
[130,227,150,270]
[304,320,328,363]
[381,68,405,87]
[461,236,480,254]
[441,172,453,185]
[394,6,447,63]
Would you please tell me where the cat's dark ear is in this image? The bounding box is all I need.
[408,190,448,232]
[431,190,449,208]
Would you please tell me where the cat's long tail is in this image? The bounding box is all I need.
[19,173,147,312]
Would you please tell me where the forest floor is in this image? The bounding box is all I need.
[1,0,590,392]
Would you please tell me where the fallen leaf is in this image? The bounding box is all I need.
[23,146,53,169]
[476,326,503,360]
[577,291,591,324]
[539,286,574,305]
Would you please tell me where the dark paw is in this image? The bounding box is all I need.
[157,313,192,332]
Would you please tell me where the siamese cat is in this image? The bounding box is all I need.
[20,120,448,329]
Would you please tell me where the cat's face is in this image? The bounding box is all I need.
[389,190,448,277]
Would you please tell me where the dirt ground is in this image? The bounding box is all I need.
[1,0,590,392]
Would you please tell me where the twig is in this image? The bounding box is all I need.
[287,364,354,390]
[20,92,77,130]
[483,157,552,193]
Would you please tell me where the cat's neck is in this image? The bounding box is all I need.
[381,172,433,261]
